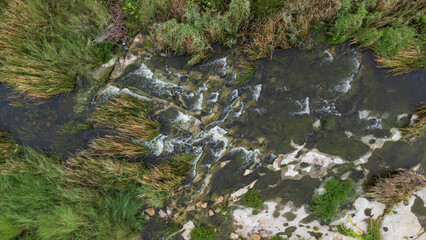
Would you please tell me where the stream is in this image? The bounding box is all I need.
[1,38,425,239]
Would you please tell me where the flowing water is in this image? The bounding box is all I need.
[1,41,425,239]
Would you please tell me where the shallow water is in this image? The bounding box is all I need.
[0,42,425,238]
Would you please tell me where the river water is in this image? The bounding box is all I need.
[0,41,425,239]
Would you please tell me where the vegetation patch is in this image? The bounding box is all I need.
[329,0,425,73]
[86,95,160,158]
[311,179,354,222]
[190,225,216,240]
[0,0,114,98]
[240,188,264,210]
[0,149,145,239]
[0,130,20,162]
[367,169,426,210]
[401,104,426,142]
[338,218,382,240]
[151,0,250,65]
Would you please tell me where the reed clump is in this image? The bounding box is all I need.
[401,104,426,142]
[367,170,426,210]
[0,0,113,98]
[0,149,145,240]
[86,95,160,158]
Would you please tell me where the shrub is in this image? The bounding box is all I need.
[241,188,264,210]
[0,0,113,98]
[329,3,368,44]
[190,225,216,240]
[311,179,354,222]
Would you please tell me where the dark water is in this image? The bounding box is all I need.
[0,42,425,205]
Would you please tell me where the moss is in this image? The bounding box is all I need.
[270,235,289,240]
[190,225,216,240]
[311,179,354,222]
[241,188,264,210]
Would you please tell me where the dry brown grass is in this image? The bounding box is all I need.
[368,170,426,210]
[245,0,340,59]
[401,104,426,142]
[84,135,149,158]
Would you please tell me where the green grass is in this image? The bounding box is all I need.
[338,218,382,240]
[190,225,216,240]
[271,236,289,240]
[0,149,145,240]
[0,142,193,239]
[311,179,354,222]
[240,188,264,210]
[0,0,114,98]
[87,95,160,158]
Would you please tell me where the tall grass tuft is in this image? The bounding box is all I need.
[0,148,145,239]
[0,0,113,98]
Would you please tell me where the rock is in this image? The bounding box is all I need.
[181,221,195,240]
[230,232,239,239]
[216,196,224,204]
[186,205,196,212]
[146,208,155,216]
[158,209,167,218]
[220,161,230,168]
[251,233,261,240]
[201,202,208,208]
[381,193,424,240]
[209,210,215,216]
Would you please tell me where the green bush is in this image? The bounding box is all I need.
[190,225,216,240]
[311,179,354,222]
[270,235,289,240]
[329,3,368,44]
[241,188,264,210]
[373,26,417,57]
